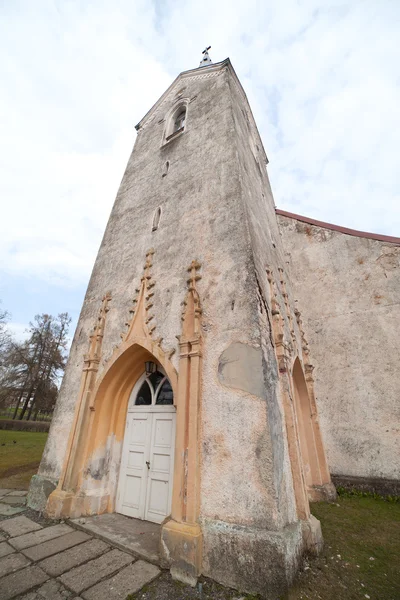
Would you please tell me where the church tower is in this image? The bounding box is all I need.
[28,52,334,597]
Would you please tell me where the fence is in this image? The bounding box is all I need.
[0,406,53,422]
[0,419,50,432]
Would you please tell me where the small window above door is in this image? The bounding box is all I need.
[134,370,174,406]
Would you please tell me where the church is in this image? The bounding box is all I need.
[28,50,400,597]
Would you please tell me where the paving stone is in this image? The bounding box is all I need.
[39,538,109,576]
[0,564,49,600]
[0,515,42,538]
[0,490,12,496]
[0,552,30,577]
[19,578,73,599]
[0,495,26,505]
[6,490,28,497]
[82,560,160,600]
[0,503,25,516]
[0,542,14,558]
[10,523,72,550]
[23,530,90,561]
[59,548,133,594]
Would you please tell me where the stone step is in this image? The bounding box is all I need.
[0,516,42,538]
[9,524,72,550]
[82,560,160,600]
[38,538,110,577]
[22,531,90,562]
[59,548,133,595]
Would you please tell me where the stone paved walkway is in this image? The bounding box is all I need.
[0,489,160,600]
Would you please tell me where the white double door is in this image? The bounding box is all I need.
[116,406,176,524]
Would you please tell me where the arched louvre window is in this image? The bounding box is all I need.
[135,371,174,406]
[174,109,186,133]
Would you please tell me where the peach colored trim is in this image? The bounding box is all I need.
[266,268,310,521]
[276,209,400,245]
[161,261,203,581]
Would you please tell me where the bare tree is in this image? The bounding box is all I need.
[0,310,71,420]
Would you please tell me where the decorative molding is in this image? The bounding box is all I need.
[84,293,112,371]
[122,249,156,343]
[266,267,291,374]
[162,259,203,581]
[278,268,297,345]
[180,260,202,341]
[53,293,112,497]
[138,69,225,132]
[294,306,314,383]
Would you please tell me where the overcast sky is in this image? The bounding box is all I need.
[1,0,399,341]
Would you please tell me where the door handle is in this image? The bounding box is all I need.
[146,461,150,470]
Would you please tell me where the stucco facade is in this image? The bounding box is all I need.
[28,59,334,597]
[277,211,400,487]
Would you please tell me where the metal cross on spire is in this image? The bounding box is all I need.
[199,45,212,68]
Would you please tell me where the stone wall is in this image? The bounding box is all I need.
[277,211,400,483]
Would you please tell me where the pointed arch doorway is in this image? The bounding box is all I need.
[116,367,176,524]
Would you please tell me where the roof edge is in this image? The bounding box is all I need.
[135,58,231,131]
[276,209,400,245]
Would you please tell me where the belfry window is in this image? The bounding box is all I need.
[164,103,188,143]
[174,110,186,133]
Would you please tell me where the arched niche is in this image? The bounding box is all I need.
[292,357,322,491]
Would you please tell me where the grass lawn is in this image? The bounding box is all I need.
[0,429,48,490]
[288,495,400,600]
[129,495,400,600]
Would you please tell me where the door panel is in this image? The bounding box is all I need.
[117,409,175,524]
[145,413,176,524]
[116,413,151,518]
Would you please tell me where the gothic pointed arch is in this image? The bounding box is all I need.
[46,250,178,518]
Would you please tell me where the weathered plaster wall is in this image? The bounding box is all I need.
[277,214,400,481]
[34,61,303,539]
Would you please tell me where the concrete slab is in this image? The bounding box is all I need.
[10,523,73,550]
[0,503,25,516]
[71,513,160,564]
[6,490,28,497]
[19,578,72,599]
[22,530,90,561]
[0,565,49,600]
[0,490,12,496]
[0,495,27,505]
[59,548,133,594]
[82,560,160,600]
[0,552,30,577]
[39,538,110,577]
[0,515,42,538]
[0,542,15,558]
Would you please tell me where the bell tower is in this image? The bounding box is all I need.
[29,51,334,597]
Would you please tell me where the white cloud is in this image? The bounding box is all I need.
[0,0,399,302]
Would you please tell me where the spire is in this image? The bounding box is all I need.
[199,46,212,68]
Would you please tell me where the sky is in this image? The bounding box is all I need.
[1,0,399,342]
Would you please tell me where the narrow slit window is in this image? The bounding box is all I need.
[162,161,169,177]
[152,207,161,232]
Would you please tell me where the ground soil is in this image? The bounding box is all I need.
[129,497,400,600]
